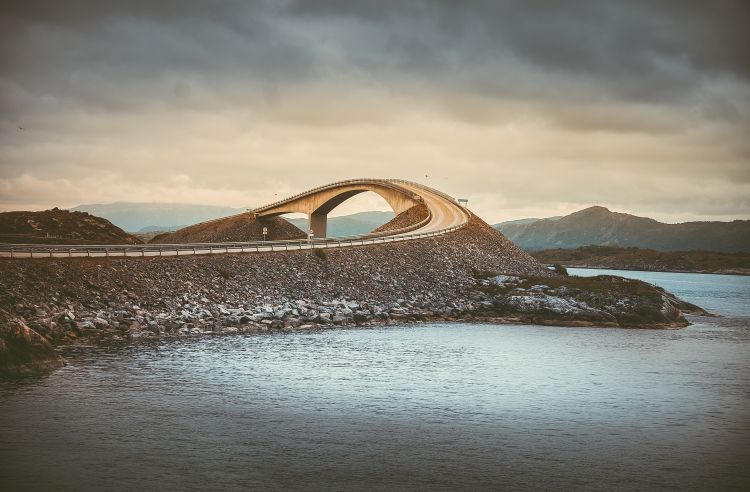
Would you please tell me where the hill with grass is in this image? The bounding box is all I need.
[0,209,141,244]
[495,206,749,253]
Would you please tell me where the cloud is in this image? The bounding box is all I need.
[0,1,748,222]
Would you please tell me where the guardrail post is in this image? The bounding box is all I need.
[68,248,72,257]
[49,248,52,258]
[10,248,13,258]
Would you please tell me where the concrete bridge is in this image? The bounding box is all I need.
[0,179,470,258]
[252,179,464,238]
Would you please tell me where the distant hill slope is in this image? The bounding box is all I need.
[72,202,245,232]
[533,246,750,275]
[494,206,750,253]
[0,209,141,244]
[151,213,305,243]
[495,216,562,227]
[287,211,395,237]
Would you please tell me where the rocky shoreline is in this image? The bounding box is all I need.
[0,217,707,375]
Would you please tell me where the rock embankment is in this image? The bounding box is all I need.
[151,213,305,243]
[0,208,141,245]
[0,216,704,374]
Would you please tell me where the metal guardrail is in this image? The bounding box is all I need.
[0,220,465,259]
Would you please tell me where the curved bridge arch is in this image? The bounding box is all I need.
[0,179,471,257]
[253,180,427,237]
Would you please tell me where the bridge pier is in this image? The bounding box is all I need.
[309,213,327,238]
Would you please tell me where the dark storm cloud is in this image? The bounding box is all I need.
[2,0,748,115]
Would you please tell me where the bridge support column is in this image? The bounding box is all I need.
[309,213,327,238]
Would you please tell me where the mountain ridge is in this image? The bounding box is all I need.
[494,206,750,252]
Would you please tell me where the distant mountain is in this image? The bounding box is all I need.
[287,211,395,237]
[0,208,141,244]
[137,225,187,233]
[72,202,395,237]
[72,202,245,232]
[494,206,750,253]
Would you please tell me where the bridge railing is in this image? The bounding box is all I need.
[0,211,466,259]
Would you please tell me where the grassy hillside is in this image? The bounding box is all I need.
[495,206,749,253]
[533,245,750,275]
[0,209,141,244]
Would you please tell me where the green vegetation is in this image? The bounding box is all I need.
[533,246,750,274]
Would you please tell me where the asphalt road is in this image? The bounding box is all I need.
[0,180,469,259]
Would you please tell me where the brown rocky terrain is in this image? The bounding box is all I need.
[372,204,429,233]
[0,216,705,375]
[0,209,141,245]
[150,213,306,243]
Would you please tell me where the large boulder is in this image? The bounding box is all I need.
[0,312,65,376]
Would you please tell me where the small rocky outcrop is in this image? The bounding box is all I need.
[372,204,429,233]
[470,273,709,328]
[151,214,305,243]
[0,309,65,376]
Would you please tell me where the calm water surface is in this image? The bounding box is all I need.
[1,270,748,491]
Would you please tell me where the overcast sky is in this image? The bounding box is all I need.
[1,0,748,223]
